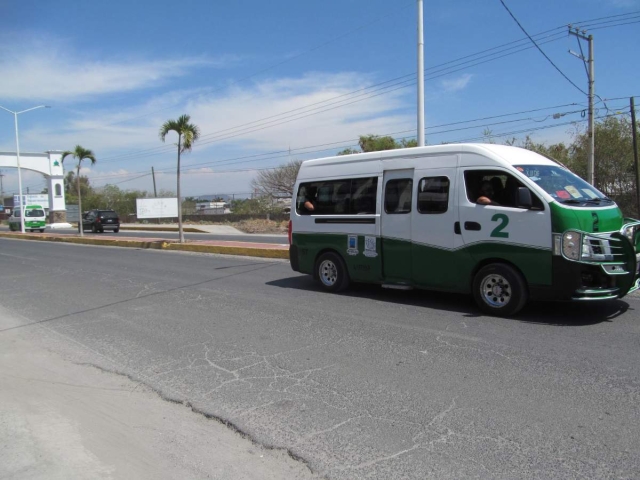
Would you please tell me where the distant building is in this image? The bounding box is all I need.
[195,201,230,215]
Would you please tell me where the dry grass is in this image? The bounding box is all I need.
[233,219,288,234]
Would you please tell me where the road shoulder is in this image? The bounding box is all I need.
[0,316,318,480]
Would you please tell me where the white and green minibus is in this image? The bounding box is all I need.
[288,144,640,316]
[8,204,46,233]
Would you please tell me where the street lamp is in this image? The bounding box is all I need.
[0,105,51,233]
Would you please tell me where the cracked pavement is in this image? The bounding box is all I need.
[1,238,639,479]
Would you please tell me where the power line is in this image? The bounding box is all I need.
[571,10,640,27]
[588,20,640,31]
[98,33,570,165]
[97,26,577,164]
[498,0,587,96]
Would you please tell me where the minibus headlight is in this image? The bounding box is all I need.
[622,224,635,243]
[562,231,582,260]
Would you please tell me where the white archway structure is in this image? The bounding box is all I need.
[0,150,70,227]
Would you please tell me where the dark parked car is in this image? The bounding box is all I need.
[80,209,120,233]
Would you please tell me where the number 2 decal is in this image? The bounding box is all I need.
[491,214,509,238]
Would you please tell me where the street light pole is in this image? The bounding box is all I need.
[0,105,51,233]
[417,0,425,147]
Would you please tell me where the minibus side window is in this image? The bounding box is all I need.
[296,177,378,215]
[417,177,449,214]
[351,177,378,214]
[384,179,413,214]
[464,170,543,210]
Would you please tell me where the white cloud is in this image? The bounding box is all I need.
[440,73,473,93]
[13,71,416,195]
[0,36,235,101]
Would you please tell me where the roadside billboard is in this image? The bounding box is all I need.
[136,198,178,219]
[14,194,49,210]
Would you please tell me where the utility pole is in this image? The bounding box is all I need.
[569,27,595,185]
[417,0,425,146]
[631,97,639,217]
[151,166,157,197]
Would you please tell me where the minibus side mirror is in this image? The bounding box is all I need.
[517,187,533,209]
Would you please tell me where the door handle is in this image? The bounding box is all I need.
[464,221,481,231]
[454,222,461,234]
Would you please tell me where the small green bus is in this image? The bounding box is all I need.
[9,205,47,233]
[288,144,640,316]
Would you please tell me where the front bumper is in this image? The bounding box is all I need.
[553,227,639,301]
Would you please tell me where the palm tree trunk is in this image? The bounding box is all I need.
[177,135,184,243]
[77,164,83,237]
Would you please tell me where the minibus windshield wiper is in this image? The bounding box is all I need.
[559,198,612,205]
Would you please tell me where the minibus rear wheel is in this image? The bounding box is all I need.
[315,252,350,292]
[472,263,528,317]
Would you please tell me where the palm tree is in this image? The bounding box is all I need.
[159,114,200,243]
[61,145,96,238]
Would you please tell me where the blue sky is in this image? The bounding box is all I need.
[0,0,638,198]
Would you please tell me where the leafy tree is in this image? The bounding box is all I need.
[230,197,282,215]
[337,135,418,155]
[64,171,93,201]
[61,145,97,237]
[250,160,302,199]
[570,117,637,211]
[503,117,639,217]
[159,114,200,243]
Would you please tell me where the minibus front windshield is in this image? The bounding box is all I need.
[514,165,612,205]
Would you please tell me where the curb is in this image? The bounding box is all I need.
[119,226,210,233]
[0,233,289,259]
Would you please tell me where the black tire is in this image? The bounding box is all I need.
[99,228,105,233]
[472,263,528,317]
[113,228,119,233]
[40,229,45,233]
[314,252,350,292]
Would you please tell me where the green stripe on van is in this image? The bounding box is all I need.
[293,232,552,291]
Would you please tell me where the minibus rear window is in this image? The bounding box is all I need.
[25,209,44,217]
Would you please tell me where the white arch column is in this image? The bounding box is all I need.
[45,151,68,224]
[0,150,71,227]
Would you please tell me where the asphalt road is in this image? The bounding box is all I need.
[1,238,639,479]
[0,226,287,244]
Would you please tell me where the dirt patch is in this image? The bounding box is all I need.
[233,219,289,234]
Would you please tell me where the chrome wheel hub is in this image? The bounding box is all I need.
[481,274,511,308]
[319,260,338,287]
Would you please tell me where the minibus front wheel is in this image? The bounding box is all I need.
[472,263,528,317]
[315,252,350,292]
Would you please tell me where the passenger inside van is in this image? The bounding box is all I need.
[302,186,317,212]
[477,180,500,206]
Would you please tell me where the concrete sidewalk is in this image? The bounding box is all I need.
[0,307,318,480]
[0,231,289,259]
[119,223,246,235]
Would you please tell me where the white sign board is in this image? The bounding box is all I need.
[136,198,178,219]
[14,194,49,209]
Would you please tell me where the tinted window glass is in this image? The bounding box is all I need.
[384,179,412,214]
[417,177,449,214]
[296,178,378,215]
[350,177,378,214]
[464,170,543,210]
[99,211,118,218]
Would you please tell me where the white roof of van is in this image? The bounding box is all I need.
[299,143,558,169]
